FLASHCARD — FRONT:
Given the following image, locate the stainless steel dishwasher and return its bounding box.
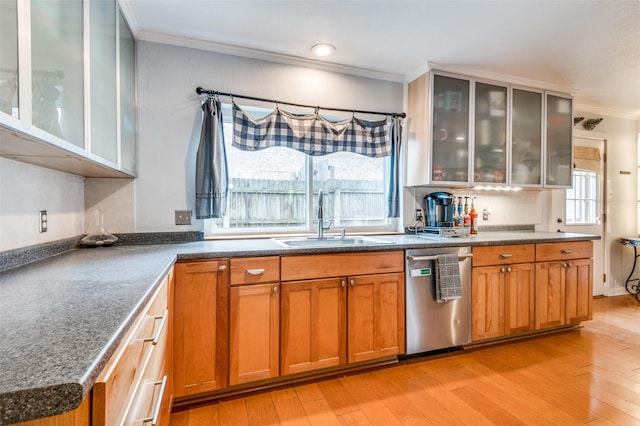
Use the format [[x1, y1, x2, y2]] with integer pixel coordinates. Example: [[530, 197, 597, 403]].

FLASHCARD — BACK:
[[405, 246, 472, 355]]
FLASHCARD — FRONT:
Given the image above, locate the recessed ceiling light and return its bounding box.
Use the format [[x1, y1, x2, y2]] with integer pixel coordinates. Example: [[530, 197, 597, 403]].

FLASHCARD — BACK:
[[311, 44, 335, 57]]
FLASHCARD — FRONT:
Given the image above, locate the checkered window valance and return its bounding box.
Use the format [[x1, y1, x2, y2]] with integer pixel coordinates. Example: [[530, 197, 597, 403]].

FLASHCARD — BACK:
[[231, 102, 391, 157]]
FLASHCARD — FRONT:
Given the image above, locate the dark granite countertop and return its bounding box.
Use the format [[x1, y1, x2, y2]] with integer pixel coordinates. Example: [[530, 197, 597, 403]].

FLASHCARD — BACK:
[[0, 230, 598, 424]]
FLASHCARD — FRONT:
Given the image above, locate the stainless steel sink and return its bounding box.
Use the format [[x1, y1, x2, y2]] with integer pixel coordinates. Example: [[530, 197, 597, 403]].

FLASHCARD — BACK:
[[272, 235, 394, 248]]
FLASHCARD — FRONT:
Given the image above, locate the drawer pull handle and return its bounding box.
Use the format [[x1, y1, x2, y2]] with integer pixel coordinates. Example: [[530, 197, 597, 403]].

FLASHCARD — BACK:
[[499, 253, 512, 259], [246, 268, 266, 275], [218, 264, 227, 271], [144, 310, 168, 346], [561, 249, 573, 255], [142, 375, 168, 425]]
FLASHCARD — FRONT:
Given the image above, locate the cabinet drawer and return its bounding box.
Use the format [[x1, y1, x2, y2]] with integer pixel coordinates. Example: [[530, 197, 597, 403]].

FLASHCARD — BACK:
[[536, 241, 592, 262], [122, 300, 171, 426], [230, 256, 280, 285], [473, 244, 535, 267], [281, 251, 404, 281], [93, 274, 170, 426]]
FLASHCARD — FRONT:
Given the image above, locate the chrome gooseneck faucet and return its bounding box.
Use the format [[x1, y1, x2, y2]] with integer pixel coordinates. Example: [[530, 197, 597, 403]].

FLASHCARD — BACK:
[[317, 190, 332, 239]]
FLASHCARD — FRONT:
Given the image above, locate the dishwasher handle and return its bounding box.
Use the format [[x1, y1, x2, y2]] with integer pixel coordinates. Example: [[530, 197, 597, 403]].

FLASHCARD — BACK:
[[406, 253, 473, 262]]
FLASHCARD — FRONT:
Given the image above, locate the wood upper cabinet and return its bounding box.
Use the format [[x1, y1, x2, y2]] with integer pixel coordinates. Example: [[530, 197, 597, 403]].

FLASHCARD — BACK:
[[229, 257, 280, 386], [472, 245, 535, 341], [280, 278, 346, 375], [229, 282, 280, 385], [347, 272, 405, 363], [535, 241, 593, 330], [174, 260, 229, 397]]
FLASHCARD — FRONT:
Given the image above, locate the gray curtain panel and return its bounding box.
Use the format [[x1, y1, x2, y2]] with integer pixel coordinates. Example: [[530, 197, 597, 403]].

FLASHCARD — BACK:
[[387, 117, 402, 218], [195, 98, 228, 219]]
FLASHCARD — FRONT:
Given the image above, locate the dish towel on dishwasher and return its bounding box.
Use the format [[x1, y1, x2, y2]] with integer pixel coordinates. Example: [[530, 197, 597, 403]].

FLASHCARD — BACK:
[[435, 254, 462, 302]]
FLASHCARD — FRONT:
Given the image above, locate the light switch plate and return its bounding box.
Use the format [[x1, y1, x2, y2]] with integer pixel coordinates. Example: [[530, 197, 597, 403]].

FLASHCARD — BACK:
[[175, 210, 192, 225]]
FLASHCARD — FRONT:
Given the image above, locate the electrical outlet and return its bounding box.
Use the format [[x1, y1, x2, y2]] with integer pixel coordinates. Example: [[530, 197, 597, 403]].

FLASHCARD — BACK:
[[415, 208, 424, 223], [39, 210, 48, 233], [175, 210, 192, 225]]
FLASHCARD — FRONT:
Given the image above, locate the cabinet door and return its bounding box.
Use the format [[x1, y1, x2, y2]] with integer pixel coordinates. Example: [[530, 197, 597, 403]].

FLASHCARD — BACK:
[[545, 93, 573, 187], [118, 8, 136, 174], [431, 73, 471, 184], [511, 87, 543, 186], [505, 263, 535, 335], [565, 258, 593, 324], [174, 261, 228, 397], [281, 278, 346, 375], [535, 261, 566, 329], [0, 0, 19, 119], [347, 273, 404, 362], [31, 0, 85, 147], [89, 0, 117, 163], [473, 82, 508, 184], [472, 265, 505, 341], [229, 283, 279, 385]]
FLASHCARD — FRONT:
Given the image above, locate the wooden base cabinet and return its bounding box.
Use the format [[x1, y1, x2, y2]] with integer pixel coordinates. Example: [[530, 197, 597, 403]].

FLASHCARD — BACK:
[[471, 245, 535, 341], [535, 241, 593, 330], [280, 278, 346, 375], [229, 282, 280, 385], [174, 260, 229, 397], [229, 257, 281, 386], [348, 272, 405, 363]]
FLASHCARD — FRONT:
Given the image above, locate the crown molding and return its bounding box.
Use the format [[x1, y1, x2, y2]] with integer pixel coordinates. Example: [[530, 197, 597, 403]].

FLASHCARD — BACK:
[[135, 30, 406, 83], [574, 103, 640, 120], [117, 0, 139, 33]]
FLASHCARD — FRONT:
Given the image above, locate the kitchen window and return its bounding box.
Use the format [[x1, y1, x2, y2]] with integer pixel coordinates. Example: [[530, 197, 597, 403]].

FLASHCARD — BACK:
[[204, 104, 393, 236], [566, 169, 598, 225]]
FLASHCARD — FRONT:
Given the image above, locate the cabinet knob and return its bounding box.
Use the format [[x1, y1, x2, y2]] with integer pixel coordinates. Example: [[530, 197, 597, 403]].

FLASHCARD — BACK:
[[501, 267, 506, 273], [341, 280, 346, 288], [567, 262, 572, 267], [507, 267, 511, 272], [350, 279, 355, 287], [562, 263, 567, 268], [273, 286, 279, 294], [218, 264, 227, 271]]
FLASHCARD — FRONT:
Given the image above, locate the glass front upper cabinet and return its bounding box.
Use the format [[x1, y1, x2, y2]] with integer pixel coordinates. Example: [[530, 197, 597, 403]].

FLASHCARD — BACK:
[[431, 73, 470, 184], [119, 8, 136, 174], [0, 0, 19, 119], [473, 82, 508, 184], [545, 93, 573, 187], [90, 0, 118, 164], [31, 0, 84, 148], [511, 87, 543, 186]]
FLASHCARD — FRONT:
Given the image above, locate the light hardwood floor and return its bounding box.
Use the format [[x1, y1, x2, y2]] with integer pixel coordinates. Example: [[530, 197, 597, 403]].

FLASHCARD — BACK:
[[171, 295, 640, 425]]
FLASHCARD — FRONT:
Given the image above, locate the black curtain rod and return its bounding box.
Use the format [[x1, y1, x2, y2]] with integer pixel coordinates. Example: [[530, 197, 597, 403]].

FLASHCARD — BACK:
[[196, 87, 406, 119]]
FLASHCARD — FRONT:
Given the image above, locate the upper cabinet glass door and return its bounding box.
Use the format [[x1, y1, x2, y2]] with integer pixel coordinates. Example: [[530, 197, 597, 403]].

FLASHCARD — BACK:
[[31, 0, 84, 147], [511, 88, 543, 186], [0, 0, 19, 118], [431, 74, 470, 184], [473, 82, 507, 184], [90, 0, 118, 164], [545, 93, 573, 187], [119, 9, 136, 174]]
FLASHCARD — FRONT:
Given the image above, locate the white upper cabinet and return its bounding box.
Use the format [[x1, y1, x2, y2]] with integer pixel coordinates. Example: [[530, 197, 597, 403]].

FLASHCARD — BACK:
[[0, 0, 136, 178], [406, 69, 572, 189]]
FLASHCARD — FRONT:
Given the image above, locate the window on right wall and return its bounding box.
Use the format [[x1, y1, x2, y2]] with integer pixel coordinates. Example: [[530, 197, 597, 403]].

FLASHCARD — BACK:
[[566, 170, 598, 225]]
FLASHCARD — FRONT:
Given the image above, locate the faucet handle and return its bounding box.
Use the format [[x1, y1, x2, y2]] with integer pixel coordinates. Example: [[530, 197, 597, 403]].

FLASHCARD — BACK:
[[323, 220, 334, 230]]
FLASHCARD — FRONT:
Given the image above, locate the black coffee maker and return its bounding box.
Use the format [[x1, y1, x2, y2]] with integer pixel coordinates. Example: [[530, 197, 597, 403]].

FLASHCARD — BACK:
[[424, 191, 454, 227]]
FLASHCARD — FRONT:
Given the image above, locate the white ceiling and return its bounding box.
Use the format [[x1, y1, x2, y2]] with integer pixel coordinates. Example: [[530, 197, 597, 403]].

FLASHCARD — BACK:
[[122, 0, 640, 117]]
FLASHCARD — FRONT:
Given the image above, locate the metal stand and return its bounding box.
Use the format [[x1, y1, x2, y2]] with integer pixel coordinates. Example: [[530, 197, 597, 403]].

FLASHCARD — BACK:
[[619, 237, 640, 301]]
